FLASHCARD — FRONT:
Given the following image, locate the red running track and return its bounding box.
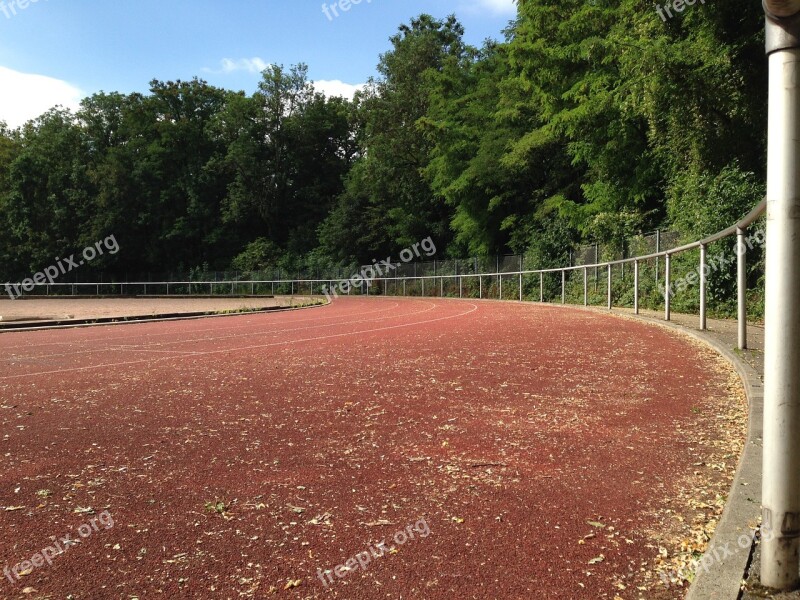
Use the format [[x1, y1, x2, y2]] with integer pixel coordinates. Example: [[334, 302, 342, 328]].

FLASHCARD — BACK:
[[0, 297, 740, 599]]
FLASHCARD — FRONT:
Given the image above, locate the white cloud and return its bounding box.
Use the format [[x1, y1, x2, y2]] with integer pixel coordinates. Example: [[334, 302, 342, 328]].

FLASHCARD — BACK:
[[313, 79, 366, 99], [466, 0, 517, 15], [204, 57, 270, 75], [0, 66, 84, 129]]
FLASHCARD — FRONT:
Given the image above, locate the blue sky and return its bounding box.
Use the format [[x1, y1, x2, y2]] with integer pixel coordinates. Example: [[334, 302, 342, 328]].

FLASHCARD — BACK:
[[0, 0, 516, 127]]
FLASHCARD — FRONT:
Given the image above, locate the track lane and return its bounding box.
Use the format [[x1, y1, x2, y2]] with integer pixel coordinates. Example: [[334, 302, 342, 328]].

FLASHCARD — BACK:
[[0, 297, 744, 600]]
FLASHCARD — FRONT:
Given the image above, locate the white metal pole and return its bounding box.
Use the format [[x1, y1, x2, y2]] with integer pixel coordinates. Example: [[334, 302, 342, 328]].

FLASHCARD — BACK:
[[634, 260, 639, 315], [519, 273, 523, 302], [738, 227, 748, 350], [500, 274, 503, 300], [607, 265, 612, 310], [664, 254, 671, 322], [583, 267, 588, 306], [561, 270, 565, 304], [762, 4, 800, 587], [700, 244, 707, 331]]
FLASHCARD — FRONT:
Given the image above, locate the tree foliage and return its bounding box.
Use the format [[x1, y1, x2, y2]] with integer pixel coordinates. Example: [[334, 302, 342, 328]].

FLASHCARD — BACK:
[[0, 4, 768, 281]]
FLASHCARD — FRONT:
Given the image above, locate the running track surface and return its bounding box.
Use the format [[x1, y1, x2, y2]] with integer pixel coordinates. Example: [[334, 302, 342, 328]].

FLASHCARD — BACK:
[[0, 297, 742, 599]]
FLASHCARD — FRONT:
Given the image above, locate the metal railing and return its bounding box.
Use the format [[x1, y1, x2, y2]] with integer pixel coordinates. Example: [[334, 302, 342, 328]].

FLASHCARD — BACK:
[[5, 200, 766, 350]]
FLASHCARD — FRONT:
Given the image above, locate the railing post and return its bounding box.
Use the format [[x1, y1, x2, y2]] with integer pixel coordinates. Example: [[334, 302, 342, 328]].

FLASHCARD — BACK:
[[519, 273, 523, 302], [583, 267, 588, 306], [539, 272, 543, 303], [440, 277, 443, 298], [664, 254, 671, 321], [460, 276, 463, 299], [403, 279, 406, 296], [479, 276, 482, 299], [700, 243, 707, 330], [634, 260, 640, 315], [422, 278, 425, 297], [561, 270, 566, 304], [655, 229, 661, 288], [737, 227, 748, 350], [500, 274, 503, 300], [607, 264, 612, 310]]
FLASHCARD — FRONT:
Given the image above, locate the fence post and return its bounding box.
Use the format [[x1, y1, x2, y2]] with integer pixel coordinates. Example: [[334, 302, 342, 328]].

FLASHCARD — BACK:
[[700, 243, 707, 331], [737, 227, 748, 350], [634, 260, 640, 315], [664, 253, 671, 321], [540, 272, 543, 303], [460, 276, 463, 299], [422, 278, 425, 297], [561, 270, 566, 304], [583, 267, 588, 306], [479, 276, 482, 299], [500, 275, 503, 300], [519, 273, 523, 302], [607, 264, 612, 310], [594, 243, 599, 292]]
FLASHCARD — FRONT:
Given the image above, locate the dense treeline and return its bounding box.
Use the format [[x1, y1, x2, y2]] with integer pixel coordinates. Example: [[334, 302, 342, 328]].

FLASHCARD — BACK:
[[0, 0, 767, 282]]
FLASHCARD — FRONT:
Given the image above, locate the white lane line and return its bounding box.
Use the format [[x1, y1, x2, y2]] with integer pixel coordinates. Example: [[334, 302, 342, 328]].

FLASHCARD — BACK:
[[0, 301, 479, 380]]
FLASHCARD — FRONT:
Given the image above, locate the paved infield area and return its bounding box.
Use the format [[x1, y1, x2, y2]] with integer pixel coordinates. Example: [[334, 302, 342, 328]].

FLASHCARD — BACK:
[[0, 297, 744, 599]]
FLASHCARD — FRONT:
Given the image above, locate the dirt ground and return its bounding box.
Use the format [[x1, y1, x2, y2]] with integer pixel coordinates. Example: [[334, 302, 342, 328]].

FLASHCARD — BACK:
[[0, 297, 320, 324]]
